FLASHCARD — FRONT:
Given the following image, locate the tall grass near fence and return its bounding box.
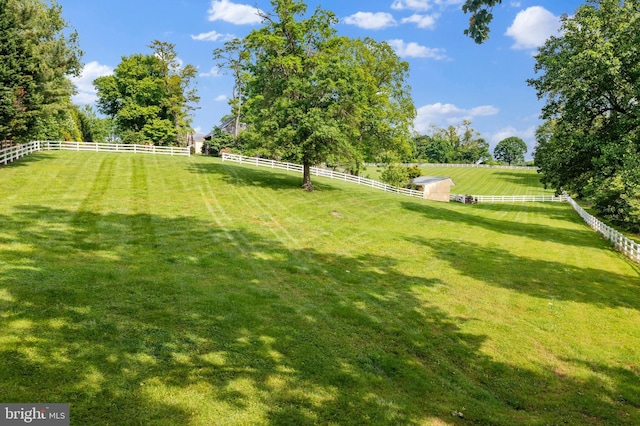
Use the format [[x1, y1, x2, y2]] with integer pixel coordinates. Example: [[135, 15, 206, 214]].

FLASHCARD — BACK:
[[1, 152, 639, 425]]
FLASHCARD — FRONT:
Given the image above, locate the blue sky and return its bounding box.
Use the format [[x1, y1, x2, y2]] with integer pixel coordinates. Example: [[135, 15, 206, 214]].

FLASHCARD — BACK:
[[61, 0, 584, 155]]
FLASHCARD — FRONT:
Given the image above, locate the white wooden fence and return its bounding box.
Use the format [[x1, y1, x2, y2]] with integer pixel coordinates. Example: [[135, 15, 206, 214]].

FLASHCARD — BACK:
[[366, 162, 537, 170], [564, 194, 640, 263], [420, 163, 537, 170], [4, 148, 638, 264], [222, 153, 640, 264], [465, 194, 567, 203], [0, 141, 42, 165], [42, 141, 190, 156], [0, 141, 190, 166], [222, 153, 424, 199]]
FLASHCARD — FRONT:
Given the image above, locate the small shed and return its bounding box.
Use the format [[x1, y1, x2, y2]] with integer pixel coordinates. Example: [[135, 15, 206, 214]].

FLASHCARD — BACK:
[[412, 176, 456, 202]]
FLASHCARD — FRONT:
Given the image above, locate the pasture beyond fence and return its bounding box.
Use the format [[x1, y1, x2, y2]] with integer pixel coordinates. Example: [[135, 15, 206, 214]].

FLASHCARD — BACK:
[[0, 141, 190, 165], [222, 153, 640, 264], [1, 147, 637, 264], [222, 153, 425, 199]]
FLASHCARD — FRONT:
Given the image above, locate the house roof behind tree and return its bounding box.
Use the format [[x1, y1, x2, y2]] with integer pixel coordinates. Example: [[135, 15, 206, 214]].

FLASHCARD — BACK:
[[220, 117, 247, 135]]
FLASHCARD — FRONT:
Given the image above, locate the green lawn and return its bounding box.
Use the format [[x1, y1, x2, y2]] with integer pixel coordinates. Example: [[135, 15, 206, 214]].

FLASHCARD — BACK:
[[1, 152, 639, 425], [365, 165, 554, 195]]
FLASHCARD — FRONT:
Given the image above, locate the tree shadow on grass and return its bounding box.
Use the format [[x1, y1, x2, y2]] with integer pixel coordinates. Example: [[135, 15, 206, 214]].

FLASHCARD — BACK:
[[470, 202, 576, 221], [407, 236, 640, 310], [188, 160, 341, 192], [492, 170, 546, 190], [402, 200, 610, 250], [0, 152, 56, 168], [0, 206, 638, 424]]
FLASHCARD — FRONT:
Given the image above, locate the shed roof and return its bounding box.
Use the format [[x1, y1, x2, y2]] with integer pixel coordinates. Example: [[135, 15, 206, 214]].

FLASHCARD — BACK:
[[412, 176, 455, 186]]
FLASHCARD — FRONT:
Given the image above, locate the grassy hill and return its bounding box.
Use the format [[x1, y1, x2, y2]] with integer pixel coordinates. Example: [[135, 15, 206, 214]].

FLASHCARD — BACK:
[[365, 164, 554, 195], [1, 152, 639, 425]]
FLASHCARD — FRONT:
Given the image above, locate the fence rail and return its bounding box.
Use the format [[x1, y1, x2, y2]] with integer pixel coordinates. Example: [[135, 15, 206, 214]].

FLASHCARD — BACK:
[[565, 194, 640, 263], [0, 141, 41, 165], [469, 194, 567, 203], [223, 153, 640, 264], [366, 162, 537, 170], [222, 153, 424, 199], [42, 141, 190, 156], [420, 163, 537, 170], [0, 141, 190, 165], [4, 149, 638, 263]]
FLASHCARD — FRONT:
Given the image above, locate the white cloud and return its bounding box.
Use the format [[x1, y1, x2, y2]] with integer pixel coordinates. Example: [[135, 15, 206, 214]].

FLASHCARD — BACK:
[[414, 102, 499, 132], [401, 14, 439, 29], [208, 0, 262, 25], [343, 12, 396, 30], [391, 0, 432, 11], [199, 66, 222, 77], [387, 39, 448, 59], [510, 1, 522, 7], [214, 94, 228, 102], [490, 125, 537, 157], [191, 30, 235, 42], [70, 61, 113, 105], [490, 126, 535, 144], [391, 0, 462, 11], [506, 6, 561, 50]]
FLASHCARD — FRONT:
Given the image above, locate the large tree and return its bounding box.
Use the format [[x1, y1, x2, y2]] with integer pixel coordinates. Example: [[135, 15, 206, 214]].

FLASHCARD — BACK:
[[418, 120, 490, 164], [494, 136, 527, 165], [530, 0, 640, 230], [0, 0, 82, 142], [231, 0, 414, 189], [94, 41, 199, 145]]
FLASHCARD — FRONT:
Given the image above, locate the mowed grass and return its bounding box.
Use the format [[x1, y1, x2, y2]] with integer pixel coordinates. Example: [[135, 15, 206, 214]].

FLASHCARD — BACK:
[[1, 152, 639, 425], [365, 165, 554, 195]]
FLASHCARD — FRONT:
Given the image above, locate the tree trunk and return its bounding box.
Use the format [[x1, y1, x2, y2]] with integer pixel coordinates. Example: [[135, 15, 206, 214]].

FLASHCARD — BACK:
[[302, 161, 314, 191]]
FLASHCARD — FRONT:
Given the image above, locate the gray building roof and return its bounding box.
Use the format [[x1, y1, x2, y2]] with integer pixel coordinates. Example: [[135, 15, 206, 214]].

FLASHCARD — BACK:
[[412, 176, 455, 186]]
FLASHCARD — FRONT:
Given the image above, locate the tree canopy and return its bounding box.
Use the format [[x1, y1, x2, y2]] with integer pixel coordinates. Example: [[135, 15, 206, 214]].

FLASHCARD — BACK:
[[494, 136, 527, 165], [0, 0, 82, 143], [413, 120, 491, 164], [219, 0, 415, 189], [94, 41, 199, 145], [530, 0, 640, 230]]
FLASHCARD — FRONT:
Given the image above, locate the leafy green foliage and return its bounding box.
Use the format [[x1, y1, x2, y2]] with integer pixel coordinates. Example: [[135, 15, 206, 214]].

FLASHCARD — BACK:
[[530, 0, 640, 230], [0, 0, 82, 142], [380, 163, 419, 188], [406, 165, 422, 179], [94, 41, 198, 145], [202, 126, 236, 156], [413, 120, 491, 163], [380, 163, 407, 187], [462, 0, 503, 44], [72, 105, 115, 142], [494, 136, 527, 165], [227, 0, 415, 189]]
